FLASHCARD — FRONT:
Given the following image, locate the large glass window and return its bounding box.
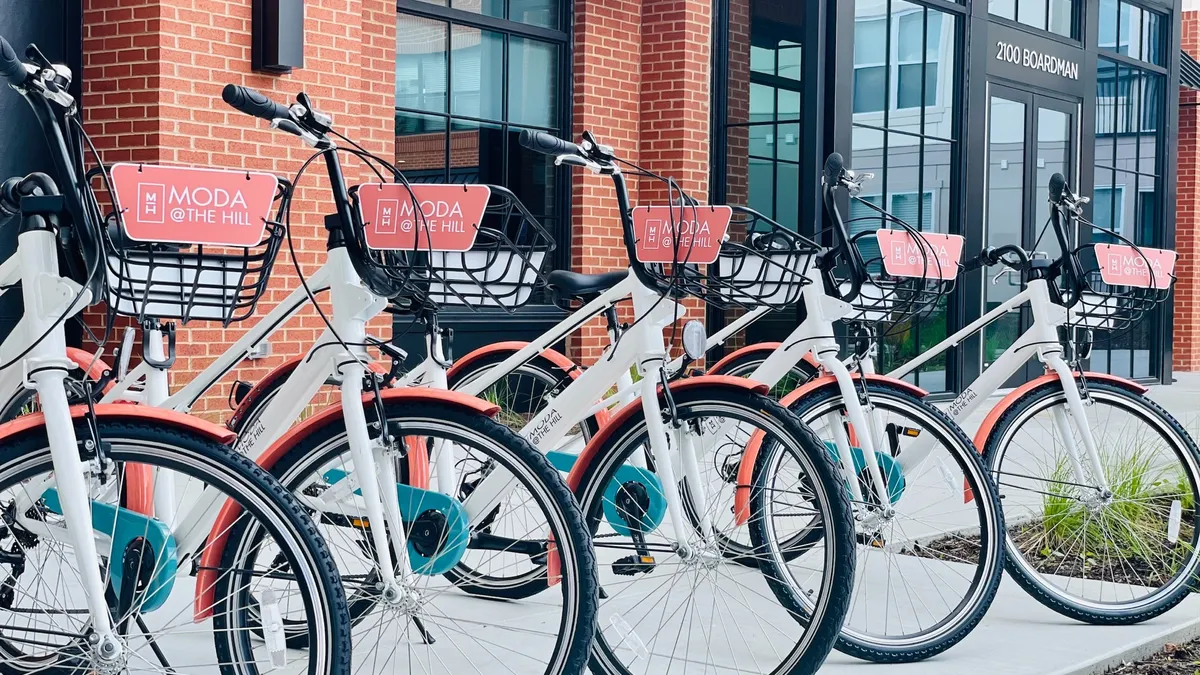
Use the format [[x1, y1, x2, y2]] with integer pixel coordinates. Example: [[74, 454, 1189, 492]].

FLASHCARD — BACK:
[[1098, 0, 1165, 66], [1093, 49, 1164, 378], [852, 9, 944, 114], [723, 0, 803, 229], [990, 0, 1076, 38], [851, 0, 961, 391], [395, 6, 567, 244]]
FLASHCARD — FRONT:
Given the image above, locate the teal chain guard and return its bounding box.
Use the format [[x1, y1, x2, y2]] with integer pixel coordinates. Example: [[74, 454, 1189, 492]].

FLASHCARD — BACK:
[[323, 469, 469, 575], [824, 441, 906, 504], [41, 488, 178, 613], [547, 451, 666, 537]]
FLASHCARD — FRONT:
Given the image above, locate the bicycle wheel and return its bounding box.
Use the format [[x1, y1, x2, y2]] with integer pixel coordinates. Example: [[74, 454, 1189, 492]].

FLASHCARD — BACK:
[[267, 398, 598, 675], [762, 382, 1005, 662], [571, 384, 854, 675], [982, 379, 1200, 623], [0, 418, 351, 675], [711, 350, 819, 399]]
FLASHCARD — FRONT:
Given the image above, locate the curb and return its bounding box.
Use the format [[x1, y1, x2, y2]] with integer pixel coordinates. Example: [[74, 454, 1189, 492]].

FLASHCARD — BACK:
[[1045, 615, 1200, 675]]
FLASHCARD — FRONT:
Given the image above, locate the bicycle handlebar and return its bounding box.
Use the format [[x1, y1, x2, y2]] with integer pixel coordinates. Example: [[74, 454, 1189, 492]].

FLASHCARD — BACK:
[[518, 129, 582, 158], [0, 37, 29, 87], [1048, 172, 1067, 204], [823, 152, 844, 186], [221, 84, 292, 122], [962, 244, 1031, 272]]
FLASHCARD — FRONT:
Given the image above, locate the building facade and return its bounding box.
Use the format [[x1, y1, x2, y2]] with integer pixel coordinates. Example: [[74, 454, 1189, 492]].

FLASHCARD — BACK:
[[0, 0, 1190, 417]]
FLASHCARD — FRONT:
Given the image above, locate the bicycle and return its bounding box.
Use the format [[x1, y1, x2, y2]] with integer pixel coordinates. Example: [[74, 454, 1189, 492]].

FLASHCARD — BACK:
[[0, 35, 352, 674], [719, 168, 1200, 624], [688, 154, 1005, 662]]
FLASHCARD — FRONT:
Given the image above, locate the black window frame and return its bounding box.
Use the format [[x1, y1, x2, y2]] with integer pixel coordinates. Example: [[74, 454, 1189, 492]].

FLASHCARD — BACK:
[[394, 0, 574, 280]]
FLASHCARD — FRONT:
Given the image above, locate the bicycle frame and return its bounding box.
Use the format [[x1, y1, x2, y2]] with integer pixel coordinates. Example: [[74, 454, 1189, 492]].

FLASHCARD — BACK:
[[883, 277, 1109, 490]]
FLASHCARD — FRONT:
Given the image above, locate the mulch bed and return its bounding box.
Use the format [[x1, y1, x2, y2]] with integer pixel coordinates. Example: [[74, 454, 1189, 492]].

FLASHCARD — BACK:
[[1107, 640, 1200, 674]]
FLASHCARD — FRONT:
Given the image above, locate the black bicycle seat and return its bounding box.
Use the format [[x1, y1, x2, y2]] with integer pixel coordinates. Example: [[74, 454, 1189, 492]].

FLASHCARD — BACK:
[[545, 269, 627, 300]]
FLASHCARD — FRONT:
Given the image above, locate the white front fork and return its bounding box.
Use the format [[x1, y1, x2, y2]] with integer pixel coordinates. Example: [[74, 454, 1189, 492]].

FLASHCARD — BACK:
[[143, 328, 178, 528]]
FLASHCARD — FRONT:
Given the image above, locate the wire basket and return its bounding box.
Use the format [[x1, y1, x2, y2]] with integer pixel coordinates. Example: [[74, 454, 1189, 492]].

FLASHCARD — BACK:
[[837, 201, 960, 336], [350, 183, 555, 311], [638, 206, 819, 311], [1065, 242, 1176, 333], [98, 167, 287, 325]]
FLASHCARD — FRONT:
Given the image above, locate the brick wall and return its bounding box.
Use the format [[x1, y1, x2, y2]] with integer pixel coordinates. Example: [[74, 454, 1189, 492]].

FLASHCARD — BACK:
[[567, 0, 712, 364], [1176, 10, 1200, 370], [83, 0, 396, 420]]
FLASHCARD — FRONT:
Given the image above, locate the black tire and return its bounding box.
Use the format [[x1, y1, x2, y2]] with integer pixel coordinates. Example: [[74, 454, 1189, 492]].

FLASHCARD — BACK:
[[0, 419, 351, 675], [266, 399, 598, 675], [775, 382, 1005, 662], [572, 384, 854, 675], [982, 380, 1200, 624]]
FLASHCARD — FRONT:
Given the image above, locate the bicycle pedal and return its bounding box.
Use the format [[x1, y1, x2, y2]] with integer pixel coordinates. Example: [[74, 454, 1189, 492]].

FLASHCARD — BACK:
[[612, 554, 656, 576]]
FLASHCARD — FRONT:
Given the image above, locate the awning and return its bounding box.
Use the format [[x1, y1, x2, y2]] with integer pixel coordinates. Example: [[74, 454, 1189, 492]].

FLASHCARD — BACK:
[[1182, 50, 1200, 90]]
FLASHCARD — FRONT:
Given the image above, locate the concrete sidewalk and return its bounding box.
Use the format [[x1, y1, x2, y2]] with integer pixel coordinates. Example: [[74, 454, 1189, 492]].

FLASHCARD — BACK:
[[814, 373, 1200, 675]]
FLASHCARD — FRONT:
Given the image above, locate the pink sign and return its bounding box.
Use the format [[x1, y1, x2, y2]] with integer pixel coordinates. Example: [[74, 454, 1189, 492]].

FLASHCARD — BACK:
[[357, 184, 489, 252], [631, 205, 732, 265], [1095, 244, 1176, 289], [109, 164, 277, 247], [876, 230, 965, 280]]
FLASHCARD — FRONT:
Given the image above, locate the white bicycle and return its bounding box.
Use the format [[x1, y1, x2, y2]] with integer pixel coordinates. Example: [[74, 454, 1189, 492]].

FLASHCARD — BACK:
[[0, 35, 352, 675]]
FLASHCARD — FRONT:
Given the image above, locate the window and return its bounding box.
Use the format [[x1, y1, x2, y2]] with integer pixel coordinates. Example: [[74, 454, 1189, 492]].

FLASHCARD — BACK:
[[722, 1, 803, 229], [853, 9, 944, 114], [1093, 49, 1163, 379], [851, 0, 961, 392], [989, 0, 1076, 38], [1098, 0, 1164, 66], [395, 5, 568, 251]]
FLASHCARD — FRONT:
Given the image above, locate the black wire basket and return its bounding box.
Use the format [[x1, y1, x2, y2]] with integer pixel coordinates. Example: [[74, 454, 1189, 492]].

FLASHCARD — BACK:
[[637, 205, 818, 311], [1065, 241, 1176, 334], [96, 166, 287, 326], [350, 183, 555, 311], [837, 198, 960, 337]]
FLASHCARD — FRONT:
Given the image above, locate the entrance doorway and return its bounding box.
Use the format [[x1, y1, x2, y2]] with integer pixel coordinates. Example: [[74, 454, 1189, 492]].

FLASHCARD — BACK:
[[982, 83, 1078, 385]]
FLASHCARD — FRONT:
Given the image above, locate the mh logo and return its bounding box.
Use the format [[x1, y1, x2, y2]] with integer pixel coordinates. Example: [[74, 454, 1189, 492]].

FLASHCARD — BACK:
[[137, 183, 166, 224], [375, 200, 399, 234]]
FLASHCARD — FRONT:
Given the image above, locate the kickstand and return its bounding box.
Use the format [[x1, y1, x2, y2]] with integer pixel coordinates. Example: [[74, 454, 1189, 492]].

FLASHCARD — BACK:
[[136, 613, 177, 673], [411, 616, 436, 644]]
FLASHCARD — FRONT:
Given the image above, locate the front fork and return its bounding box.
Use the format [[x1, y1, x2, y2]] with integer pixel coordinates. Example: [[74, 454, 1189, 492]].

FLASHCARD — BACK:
[[339, 363, 413, 592], [637, 370, 707, 552], [1042, 354, 1110, 494], [818, 351, 891, 512]]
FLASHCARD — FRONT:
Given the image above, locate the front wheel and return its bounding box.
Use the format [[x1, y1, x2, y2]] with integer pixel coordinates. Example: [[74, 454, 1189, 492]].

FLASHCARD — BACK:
[[571, 384, 854, 675], [983, 380, 1200, 624], [267, 399, 598, 675], [760, 383, 1005, 662], [0, 419, 351, 675]]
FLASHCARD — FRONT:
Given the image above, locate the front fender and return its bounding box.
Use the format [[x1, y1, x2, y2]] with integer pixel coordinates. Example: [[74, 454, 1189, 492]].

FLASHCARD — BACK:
[[193, 387, 497, 621], [706, 342, 820, 377], [971, 371, 1149, 453]]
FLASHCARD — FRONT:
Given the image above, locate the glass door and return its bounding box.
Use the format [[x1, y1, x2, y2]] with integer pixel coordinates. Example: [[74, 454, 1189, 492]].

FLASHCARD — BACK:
[[983, 84, 1077, 385]]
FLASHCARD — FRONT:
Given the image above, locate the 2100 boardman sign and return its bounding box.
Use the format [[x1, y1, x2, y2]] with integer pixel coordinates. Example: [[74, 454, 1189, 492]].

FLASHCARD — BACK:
[[987, 21, 1088, 97]]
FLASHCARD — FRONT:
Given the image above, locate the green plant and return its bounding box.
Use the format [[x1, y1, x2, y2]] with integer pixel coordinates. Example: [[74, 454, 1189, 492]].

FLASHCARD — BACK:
[[1032, 441, 1196, 579]]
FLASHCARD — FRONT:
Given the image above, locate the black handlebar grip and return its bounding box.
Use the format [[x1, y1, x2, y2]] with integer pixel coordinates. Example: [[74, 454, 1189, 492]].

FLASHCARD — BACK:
[[518, 129, 582, 157], [823, 153, 844, 185], [0, 37, 28, 87], [222, 84, 292, 122], [1048, 172, 1066, 203]]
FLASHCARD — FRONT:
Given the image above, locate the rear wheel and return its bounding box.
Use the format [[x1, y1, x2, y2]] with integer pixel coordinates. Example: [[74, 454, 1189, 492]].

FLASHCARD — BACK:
[[983, 380, 1200, 624]]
